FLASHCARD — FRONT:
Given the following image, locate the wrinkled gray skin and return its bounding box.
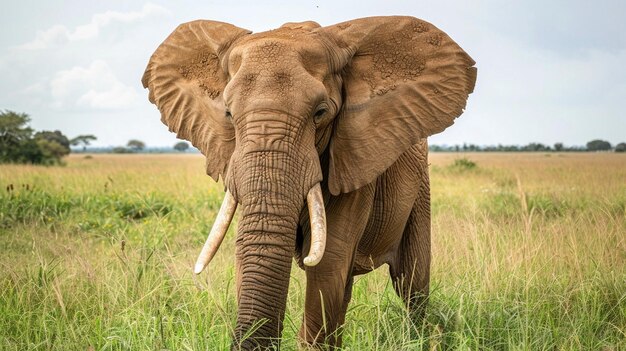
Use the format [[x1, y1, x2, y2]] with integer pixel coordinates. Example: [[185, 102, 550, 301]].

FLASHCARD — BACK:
[[142, 16, 476, 350]]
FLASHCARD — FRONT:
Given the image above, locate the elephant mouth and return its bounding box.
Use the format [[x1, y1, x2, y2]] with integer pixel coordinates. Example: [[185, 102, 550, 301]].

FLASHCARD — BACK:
[[193, 182, 327, 274]]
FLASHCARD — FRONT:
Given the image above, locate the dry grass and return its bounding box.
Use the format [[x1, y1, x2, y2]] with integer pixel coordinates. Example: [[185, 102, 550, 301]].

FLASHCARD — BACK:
[[0, 152, 625, 350]]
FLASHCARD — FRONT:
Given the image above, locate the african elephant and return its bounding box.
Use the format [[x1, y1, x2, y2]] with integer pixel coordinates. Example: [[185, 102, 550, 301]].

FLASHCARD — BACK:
[[142, 16, 476, 349]]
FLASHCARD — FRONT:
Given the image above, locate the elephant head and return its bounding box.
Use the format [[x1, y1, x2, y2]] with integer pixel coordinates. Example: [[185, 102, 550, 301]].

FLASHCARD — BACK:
[[142, 16, 475, 349]]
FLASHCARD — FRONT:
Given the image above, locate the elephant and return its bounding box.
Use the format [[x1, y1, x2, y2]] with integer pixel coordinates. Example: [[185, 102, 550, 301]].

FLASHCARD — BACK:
[[142, 16, 476, 349]]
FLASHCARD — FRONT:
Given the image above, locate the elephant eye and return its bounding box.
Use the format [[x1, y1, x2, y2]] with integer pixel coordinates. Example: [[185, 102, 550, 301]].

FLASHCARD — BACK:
[[314, 107, 327, 121], [225, 110, 233, 120]]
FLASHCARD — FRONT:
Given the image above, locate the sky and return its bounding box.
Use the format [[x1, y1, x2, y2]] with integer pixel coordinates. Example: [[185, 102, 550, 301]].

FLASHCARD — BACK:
[[1, 0, 625, 148]]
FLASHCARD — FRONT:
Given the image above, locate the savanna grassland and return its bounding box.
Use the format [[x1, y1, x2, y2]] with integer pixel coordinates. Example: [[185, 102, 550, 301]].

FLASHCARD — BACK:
[[0, 153, 625, 350]]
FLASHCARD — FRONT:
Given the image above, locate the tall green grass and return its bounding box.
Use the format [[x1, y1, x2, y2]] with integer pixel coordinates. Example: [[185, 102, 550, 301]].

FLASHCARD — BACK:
[[1, 153, 625, 350]]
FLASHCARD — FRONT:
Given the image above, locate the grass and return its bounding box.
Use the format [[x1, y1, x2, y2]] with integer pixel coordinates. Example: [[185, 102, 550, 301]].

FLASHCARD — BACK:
[[0, 153, 625, 350]]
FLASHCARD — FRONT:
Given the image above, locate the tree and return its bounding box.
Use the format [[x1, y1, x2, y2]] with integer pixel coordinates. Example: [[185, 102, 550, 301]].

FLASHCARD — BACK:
[[586, 139, 611, 151], [71, 134, 97, 151], [36, 139, 70, 163], [0, 110, 32, 142], [554, 142, 563, 151], [173, 141, 189, 152], [1, 110, 33, 162], [35, 130, 71, 149], [127, 139, 146, 152], [33, 131, 71, 164], [615, 143, 626, 152]]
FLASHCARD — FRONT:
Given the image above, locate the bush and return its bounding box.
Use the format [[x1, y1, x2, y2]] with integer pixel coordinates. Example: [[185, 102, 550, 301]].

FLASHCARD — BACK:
[[449, 158, 477, 171], [112, 195, 172, 220], [112, 147, 132, 154]]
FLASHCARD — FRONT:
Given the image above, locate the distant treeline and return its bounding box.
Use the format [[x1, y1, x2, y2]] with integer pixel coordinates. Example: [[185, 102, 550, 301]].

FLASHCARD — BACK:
[[2, 109, 624, 166], [73, 146, 200, 154], [86, 140, 625, 154], [429, 140, 625, 152], [0, 109, 197, 165]]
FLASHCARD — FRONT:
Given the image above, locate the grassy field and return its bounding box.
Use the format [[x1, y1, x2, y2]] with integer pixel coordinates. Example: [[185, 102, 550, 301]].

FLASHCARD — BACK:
[[1, 153, 625, 350]]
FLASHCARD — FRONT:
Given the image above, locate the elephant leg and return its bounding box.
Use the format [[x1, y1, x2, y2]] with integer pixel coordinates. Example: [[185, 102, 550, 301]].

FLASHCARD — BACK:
[[299, 184, 374, 348], [337, 274, 354, 329], [389, 174, 431, 322]]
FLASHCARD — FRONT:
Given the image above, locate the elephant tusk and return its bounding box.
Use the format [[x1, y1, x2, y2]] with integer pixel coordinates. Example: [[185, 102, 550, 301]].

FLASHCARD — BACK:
[[194, 190, 238, 274], [303, 183, 327, 267]]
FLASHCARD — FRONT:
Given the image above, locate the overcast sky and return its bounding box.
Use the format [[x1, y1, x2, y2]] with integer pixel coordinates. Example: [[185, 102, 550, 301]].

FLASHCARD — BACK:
[[1, 0, 624, 147]]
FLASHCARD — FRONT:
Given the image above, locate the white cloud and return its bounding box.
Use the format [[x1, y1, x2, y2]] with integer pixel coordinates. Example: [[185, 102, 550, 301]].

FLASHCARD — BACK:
[[50, 60, 137, 109], [15, 3, 168, 50], [17, 25, 71, 50]]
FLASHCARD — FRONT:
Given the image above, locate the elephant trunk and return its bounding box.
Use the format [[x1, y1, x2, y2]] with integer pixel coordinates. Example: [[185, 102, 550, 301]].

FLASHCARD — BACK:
[[234, 198, 298, 349], [229, 148, 322, 349]]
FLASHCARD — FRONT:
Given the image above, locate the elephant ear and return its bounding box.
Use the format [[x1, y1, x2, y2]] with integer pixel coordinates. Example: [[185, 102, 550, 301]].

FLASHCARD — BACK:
[[320, 16, 476, 195], [142, 20, 250, 181]]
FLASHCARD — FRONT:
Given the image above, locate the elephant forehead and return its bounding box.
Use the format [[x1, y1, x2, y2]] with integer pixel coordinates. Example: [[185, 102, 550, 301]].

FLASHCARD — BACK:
[[224, 28, 330, 108], [241, 40, 295, 65], [226, 36, 328, 97], [225, 66, 323, 112], [233, 28, 328, 65], [228, 67, 296, 99]]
